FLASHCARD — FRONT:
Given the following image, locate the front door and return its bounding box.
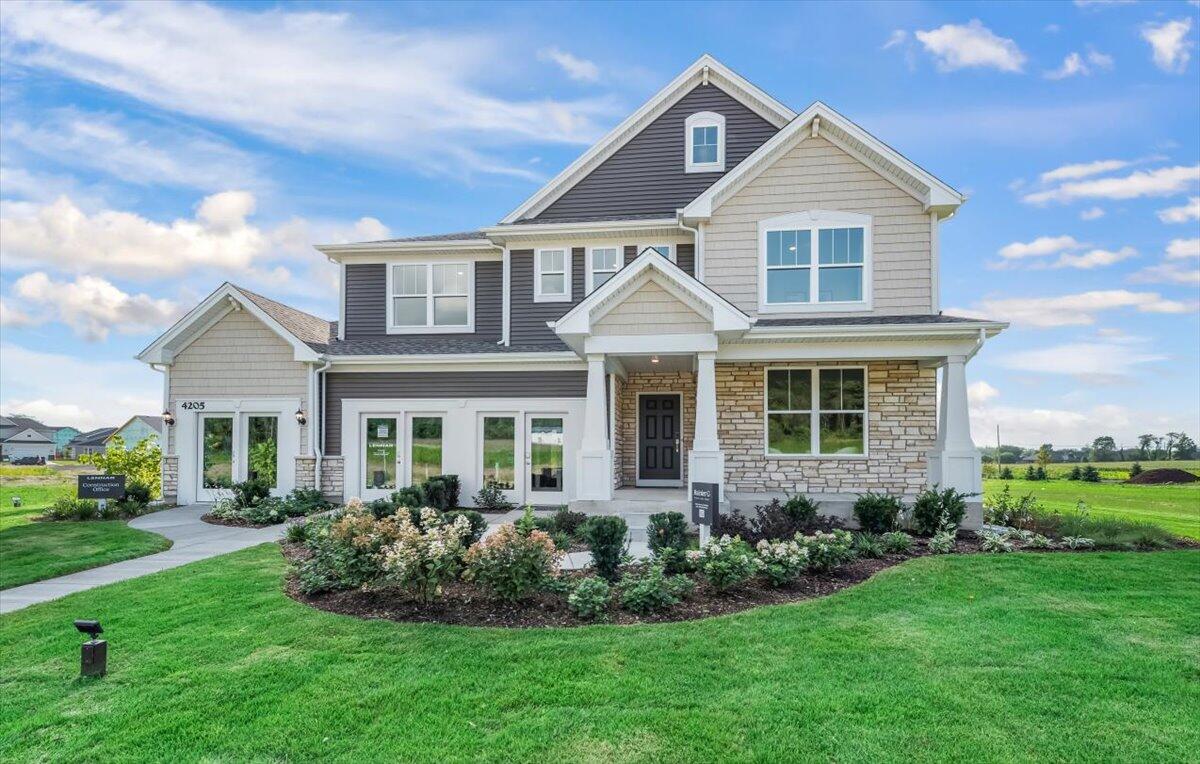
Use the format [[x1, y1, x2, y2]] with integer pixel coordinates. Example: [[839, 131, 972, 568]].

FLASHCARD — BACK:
[[198, 414, 234, 502], [361, 415, 400, 501], [638, 394, 682, 485]]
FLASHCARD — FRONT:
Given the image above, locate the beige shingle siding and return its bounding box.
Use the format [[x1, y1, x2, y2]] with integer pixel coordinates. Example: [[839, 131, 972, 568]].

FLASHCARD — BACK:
[[704, 136, 933, 317], [592, 281, 710, 336], [168, 309, 308, 453]]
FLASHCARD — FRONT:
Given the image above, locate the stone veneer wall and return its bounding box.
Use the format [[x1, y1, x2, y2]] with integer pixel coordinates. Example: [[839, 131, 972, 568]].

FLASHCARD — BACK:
[[161, 455, 179, 504], [320, 456, 344, 502], [611, 374, 625, 489], [717, 361, 935, 495], [616, 370, 696, 486], [295, 456, 316, 490]]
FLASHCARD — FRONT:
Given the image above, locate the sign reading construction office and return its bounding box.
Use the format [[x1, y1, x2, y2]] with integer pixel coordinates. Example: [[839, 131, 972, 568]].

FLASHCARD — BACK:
[[691, 482, 718, 526], [78, 475, 126, 500]]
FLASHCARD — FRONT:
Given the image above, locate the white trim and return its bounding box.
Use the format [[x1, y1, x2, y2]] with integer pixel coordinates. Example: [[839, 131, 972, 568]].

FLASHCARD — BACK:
[[500, 55, 794, 225], [635, 391, 685, 487], [584, 334, 717, 355], [586, 244, 624, 294], [337, 262, 346, 341], [385, 261, 475, 334], [762, 366, 869, 459], [316, 239, 494, 258], [685, 111, 726, 173], [534, 246, 573, 303], [326, 353, 583, 370], [930, 211, 941, 314], [501, 248, 511, 345], [757, 210, 873, 314]]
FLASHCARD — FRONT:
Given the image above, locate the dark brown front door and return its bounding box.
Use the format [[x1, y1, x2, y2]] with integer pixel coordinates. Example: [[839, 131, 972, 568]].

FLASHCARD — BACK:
[[639, 394, 681, 482]]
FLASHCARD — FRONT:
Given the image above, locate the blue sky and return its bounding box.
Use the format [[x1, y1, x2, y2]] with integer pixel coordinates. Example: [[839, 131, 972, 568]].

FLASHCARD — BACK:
[[1, 0, 1197, 447]]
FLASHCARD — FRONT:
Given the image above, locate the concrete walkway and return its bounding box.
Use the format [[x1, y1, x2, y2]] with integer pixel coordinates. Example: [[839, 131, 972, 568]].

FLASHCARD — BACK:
[[0, 505, 286, 615]]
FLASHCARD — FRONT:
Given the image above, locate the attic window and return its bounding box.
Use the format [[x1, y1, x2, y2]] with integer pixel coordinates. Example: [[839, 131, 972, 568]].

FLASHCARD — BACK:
[[685, 111, 725, 173]]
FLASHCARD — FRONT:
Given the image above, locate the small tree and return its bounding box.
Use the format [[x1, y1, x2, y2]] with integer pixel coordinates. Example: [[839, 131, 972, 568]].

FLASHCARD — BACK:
[[1137, 434, 1155, 460], [80, 435, 161, 498], [1035, 443, 1053, 468], [1173, 433, 1197, 461], [1091, 436, 1116, 462], [1129, 462, 1143, 478]]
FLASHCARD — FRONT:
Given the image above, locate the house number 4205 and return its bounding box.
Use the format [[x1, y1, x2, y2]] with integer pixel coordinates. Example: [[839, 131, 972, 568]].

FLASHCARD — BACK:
[[180, 401, 206, 410]]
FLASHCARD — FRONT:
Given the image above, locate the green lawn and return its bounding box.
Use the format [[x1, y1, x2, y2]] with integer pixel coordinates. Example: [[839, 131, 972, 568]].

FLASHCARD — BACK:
[[984, 479, 1200, 539], [0, 522, 172, 590], [998, 460, 1200, 481], [0, 463, 91, 530], [1, 545, 1197, 762]]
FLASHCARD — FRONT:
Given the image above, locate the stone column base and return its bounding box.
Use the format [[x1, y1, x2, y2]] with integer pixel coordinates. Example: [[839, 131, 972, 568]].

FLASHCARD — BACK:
[[320, 456, 345, 503], [294, 456, 316, 490], [161, 455, 179, 505]]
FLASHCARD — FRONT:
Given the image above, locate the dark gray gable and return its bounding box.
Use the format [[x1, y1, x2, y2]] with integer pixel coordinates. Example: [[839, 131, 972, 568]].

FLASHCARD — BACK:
[[527, 84, 779, 222]]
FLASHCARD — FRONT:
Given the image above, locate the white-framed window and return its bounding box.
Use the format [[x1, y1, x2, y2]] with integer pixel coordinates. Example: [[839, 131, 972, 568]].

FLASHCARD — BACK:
[[637, 243, 675, 263], [534, 247, 572, 303], [387, 261, 474, 333], [758, 211, 872, 313], [685, 111, 725, 173], [587, 245, 622, 293], [764, 367, 867, 457]]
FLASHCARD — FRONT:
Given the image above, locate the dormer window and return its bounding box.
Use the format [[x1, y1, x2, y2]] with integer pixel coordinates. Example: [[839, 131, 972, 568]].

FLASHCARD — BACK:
[[685, 112, 725, 173]]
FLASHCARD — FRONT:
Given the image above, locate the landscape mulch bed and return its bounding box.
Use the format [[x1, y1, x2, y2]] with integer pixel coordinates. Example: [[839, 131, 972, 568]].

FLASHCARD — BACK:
[[1127, 468, 1199, 485], [282, 537, 996, 629], [201, 513, 275, 529]]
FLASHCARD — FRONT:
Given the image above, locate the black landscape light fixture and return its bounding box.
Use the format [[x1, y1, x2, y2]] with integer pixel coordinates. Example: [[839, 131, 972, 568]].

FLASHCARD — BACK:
[[161, 409, 175, 427], [294, 407, 307, 426], [74, 620, 107, 677]]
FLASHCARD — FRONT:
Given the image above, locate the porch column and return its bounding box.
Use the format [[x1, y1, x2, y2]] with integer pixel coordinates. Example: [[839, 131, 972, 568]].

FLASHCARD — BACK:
[[927, 354, 982, 496], [688, 352, 725, 507], [576, 353, 613, 501]]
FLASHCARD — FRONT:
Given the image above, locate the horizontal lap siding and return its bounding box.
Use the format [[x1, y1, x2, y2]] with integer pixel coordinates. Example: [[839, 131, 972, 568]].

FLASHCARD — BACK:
[[593, 281, 709, 336], [509, 248, 585, 346], [343, 261, 502, 341], [530, 85, 778, 221], [323, 370, 587, 454], [705, 137, 933, 317]]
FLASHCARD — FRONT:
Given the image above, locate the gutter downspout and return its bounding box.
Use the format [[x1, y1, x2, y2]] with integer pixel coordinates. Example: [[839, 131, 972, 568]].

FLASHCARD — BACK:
[[491, 242, 510, 346], [676, 214, 703, 281], [311, 358, 331, 493]]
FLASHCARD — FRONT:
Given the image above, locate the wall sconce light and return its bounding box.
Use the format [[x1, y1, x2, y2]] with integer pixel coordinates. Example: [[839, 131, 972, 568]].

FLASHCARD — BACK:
[[650, 355, 660, 364], [294, 408, 307, 425], [161, 409, 175, 427]]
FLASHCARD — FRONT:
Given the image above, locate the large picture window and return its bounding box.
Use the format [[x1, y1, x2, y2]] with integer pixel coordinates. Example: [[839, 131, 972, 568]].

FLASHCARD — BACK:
[[759, 212, 871, 311], [388, 262, 472, 332], [765, 367, 866, 456]]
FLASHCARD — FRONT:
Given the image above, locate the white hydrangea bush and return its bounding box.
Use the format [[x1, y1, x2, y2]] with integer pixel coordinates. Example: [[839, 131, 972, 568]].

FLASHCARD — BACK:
[[379, 507, 472, 602], [756, 538, 809, 586]]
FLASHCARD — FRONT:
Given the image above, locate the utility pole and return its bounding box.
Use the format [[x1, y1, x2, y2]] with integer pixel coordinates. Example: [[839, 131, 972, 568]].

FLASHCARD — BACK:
[[996, 425, 1002, 472]]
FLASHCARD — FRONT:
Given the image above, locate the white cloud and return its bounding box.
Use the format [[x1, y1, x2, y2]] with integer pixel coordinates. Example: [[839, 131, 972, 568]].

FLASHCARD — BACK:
[[1157, 196, 1200, 223], [1128, 262, 1200, 286], [9, 272, 181, 341], [1039, 158, 1130, 183], [0, 298, 36, 329], [1022, 164, 1200, 204], [947, 289, 1195, 327], [1052, 246, 1137, 269], [968, 380, 1000, 405], [1166, 237, 1200, 260], [2, 109, 263, 191], [1080, 206, 1106, 220], [968, 400, 1195, 450], [1141, 18, 1194, 74], [0, 1, 617, 180], [1044, 49, 1114, 79], [0, 343, 160, 432], [914, 19, 1027, 73], [538, 47, 600, 82], [1086, 49, 1115, 69], [1073, 0, 1136, 6], [997, 235, 1084, 260], [882, 30, 908, 49], [997, 341, 1166, 381]]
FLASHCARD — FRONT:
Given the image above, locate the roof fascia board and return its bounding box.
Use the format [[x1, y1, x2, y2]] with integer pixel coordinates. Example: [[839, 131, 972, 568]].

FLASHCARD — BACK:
[[326, 352, 582, 367], [317, 240, 494, 258], [500, 55, 795, 225], [745, 321, 1007, 339]]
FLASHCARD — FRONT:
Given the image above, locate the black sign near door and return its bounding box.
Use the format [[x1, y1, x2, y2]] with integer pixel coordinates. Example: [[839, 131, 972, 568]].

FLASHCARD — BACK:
[[639, 394, 681, 481]]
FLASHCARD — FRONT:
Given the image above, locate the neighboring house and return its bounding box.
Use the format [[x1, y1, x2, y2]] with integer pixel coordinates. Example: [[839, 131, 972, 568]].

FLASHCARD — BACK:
[[69, 427, 119, 458], [0, 416, 79, 459], [1, 426, 56, 461], [138, 55, 1005, 526], [50, 426, 82, 456], [107, 415, 164, 450]]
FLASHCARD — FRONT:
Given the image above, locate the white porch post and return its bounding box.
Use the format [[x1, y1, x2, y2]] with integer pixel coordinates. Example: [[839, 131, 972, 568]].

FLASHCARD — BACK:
[[927, 354, 982, 499], [576, 353, 613, 500], [688, 352, 725, 539]]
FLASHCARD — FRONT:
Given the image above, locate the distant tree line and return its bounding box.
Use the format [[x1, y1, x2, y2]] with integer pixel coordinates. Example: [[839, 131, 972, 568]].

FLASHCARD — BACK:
[[981, 432, 1197, 465]]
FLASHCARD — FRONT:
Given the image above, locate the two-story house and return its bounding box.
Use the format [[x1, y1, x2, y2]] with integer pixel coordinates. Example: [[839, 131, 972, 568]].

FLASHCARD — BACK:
[[138, 55, 1005, 526]]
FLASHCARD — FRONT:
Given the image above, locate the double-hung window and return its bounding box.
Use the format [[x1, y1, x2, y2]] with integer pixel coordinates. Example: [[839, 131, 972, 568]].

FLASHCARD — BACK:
[[685, 112, 725, 173], [535, 248, 571, 302], [388, 262, 472, 332], [765, 367, 866, 456], [759, 211, 871, 312], [588, 246, 621, 292]]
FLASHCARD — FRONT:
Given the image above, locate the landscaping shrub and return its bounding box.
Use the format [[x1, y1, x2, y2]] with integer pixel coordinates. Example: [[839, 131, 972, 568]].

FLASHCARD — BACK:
[[567, 577, 611, 621], [796, 529, 855, 573], [984, 484, 1039, 528], [1024, 465, 1047, 481], [879, 531, 914, 554], [755, 538, 808, 586], [618, 566, 693, 615], [696, 535, 759, 592], [379, 508, 471, 602], [928, 529, 956, 554], [852, 532, 884, 559], [463, 524, 560, 602], [714, 499, 838, 545], [852, 493, 904, 533], [782, 494, 821, 528], [123, 480, 153, 509], [391, 485, 426, 510], [40, 496, 144, 522], [284, 488, 332, 517], [1081, 465, 1101, 483], [647, 511, 689, 573], [293, 501, 401, 593], [581, 515, 627, 582], [712, 509, 756, 541], [999, 498, 1176, 551], [367, 497, 398, 519], [239, 497, 288, 525], [473, 481, 515, 512], [1061, 536, 1095, 550], [442, 509, 488, 546], [548, 507, 588, 539], [515, 505, 539, 536], [231, 478, 272, 509], [1068, 465, 1083, 481], [420, 476, 454, 511], [1129, 462, 1143, 478], [1025, 534, 1055, 549], [910, 485, 969, 536], [999, 466, 1014, 480], [285, 521, 309, 543], [980, 531, 1014, 553], [79, 434, 162, 498], [431, 474, 461, 508]]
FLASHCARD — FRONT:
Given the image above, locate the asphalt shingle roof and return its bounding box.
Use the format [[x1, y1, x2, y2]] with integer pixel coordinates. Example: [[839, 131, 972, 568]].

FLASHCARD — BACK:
[[361, 230, 488, 243], [232, 285, 335, 352]]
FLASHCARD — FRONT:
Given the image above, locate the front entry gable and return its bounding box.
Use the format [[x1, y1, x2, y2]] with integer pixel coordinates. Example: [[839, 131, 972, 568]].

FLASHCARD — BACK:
[[592, 280, 711, 337]]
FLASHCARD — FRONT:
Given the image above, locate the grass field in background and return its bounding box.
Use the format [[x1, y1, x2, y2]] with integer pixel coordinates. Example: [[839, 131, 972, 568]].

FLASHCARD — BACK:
[[1, 545, 1196, 761], [983, 479, 1200, 539], [993, 460, 1200, 481], [0, 522, 171, 590]]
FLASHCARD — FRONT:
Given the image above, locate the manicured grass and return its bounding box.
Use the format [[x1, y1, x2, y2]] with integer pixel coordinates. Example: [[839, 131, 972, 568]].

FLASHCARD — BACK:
[[0, 522, 172, 590], [1, 545, 1197, 761], [984, 479, 1200, 540], [1001, 460, 1200, 481], [0, 482, 76, 530]]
